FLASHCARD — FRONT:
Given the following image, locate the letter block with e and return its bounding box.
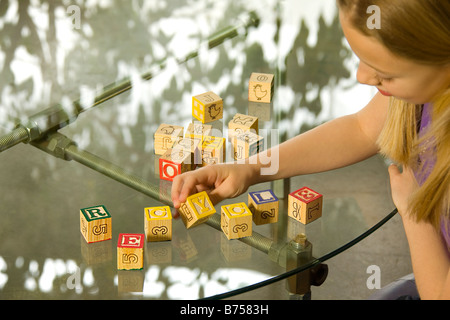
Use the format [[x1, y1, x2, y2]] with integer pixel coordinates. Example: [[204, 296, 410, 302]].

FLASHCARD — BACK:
[[288, 187, 323, 224], [221, 202, 252, 240], [80, 205, 112, 243], [117, 233, 144, 270], [144, 206, 172, 242], [248, 189, 279, 225], [178, 191, 216, 229]]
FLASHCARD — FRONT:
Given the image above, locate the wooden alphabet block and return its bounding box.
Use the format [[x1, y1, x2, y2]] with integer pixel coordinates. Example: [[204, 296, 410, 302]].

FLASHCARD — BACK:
[[80, 205, 112, 243], [192, 91, 223, 123], [221, 202, 253, 240], [232, 131, 264, 161], [144, 206, 172, 242], [228, 113, 258, 139], [248, 189, 279, 225], [171, 136, 201, 168], [248, 72, 274, 103], [117, 233, 145, 270], [159, 148, 192, 181], [200, 136, 226, 166], [185, 122, 212, 140], [154, 124, 184, 155], [178, 191, 216, 229], [288, 187, 323, 224]]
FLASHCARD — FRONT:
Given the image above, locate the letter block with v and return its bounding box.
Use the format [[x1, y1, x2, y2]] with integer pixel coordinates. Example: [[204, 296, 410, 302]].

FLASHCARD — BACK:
[[178, 191, 216, 229], [80, 205, 112, 243]]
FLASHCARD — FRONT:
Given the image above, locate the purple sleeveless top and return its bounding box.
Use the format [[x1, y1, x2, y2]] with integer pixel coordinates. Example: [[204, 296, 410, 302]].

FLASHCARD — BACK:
[[415, 103, 450, 251]]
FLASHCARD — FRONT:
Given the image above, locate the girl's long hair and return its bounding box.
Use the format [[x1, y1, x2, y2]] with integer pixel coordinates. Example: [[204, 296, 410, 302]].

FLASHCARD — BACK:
[[338, 0, 450, 230]]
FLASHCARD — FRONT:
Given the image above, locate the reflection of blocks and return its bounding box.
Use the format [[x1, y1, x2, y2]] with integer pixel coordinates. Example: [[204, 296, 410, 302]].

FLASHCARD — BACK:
[[221, 202, 252, 240], [200, 136, 226, 166], [80, 205, 112, 243], [228, 113, 258, 139], [154, 124, 184, 155], [117, 233, 145, 270], [288, 187, 323, 224], [232, 131, 264, 161], [159, 148, 192, 181], [178, 191, 216, 229], [185, 122, 212, 140], [248, 72, 274, 103], [248, 189, 279, 225], [144, 206, 172, 242], [192, 91, 223, 123]]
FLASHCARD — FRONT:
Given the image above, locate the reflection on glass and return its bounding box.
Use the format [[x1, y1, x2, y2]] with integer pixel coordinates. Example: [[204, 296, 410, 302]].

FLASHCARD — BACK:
[[0, 0, 378, 299]]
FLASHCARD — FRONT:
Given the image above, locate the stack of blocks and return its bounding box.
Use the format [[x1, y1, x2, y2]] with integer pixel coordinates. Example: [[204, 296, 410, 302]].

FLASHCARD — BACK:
[[288, 187, 323, 224]]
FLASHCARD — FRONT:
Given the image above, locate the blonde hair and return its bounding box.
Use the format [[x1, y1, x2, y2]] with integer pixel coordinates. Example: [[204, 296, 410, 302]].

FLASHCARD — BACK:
[[338, 0, 450, 230]]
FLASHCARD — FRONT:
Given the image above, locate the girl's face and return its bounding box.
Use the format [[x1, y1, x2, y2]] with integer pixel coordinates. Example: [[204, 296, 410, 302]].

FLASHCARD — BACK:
[[340, 11, 450, 104]]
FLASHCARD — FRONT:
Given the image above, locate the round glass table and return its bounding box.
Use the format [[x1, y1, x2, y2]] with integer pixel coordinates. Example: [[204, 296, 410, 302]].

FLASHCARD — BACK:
[[0, 0, 396, 300]]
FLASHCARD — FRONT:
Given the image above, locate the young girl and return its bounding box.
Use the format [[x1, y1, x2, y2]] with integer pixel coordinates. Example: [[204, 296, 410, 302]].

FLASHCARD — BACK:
[[171, 0, 450, 299]]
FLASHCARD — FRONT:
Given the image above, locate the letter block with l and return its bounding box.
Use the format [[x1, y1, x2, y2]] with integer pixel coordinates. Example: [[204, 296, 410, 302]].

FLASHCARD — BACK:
[[80, 205, 112, 243], [178, 191, 216, 229], [248, 189, 279, 225]]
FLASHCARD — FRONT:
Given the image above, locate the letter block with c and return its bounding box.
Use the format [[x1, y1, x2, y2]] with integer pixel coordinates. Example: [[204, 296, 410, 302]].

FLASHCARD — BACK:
[[144, 206, 172, 242]]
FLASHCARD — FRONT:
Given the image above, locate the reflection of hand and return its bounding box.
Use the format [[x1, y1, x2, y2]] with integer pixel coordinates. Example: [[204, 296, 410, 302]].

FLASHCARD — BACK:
[[171, 163, 255, 213], [388, 164, 419, 217]]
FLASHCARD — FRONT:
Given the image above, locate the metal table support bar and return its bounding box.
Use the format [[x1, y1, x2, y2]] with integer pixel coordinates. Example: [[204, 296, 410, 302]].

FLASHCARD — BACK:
[[0, 12, 259, 154]]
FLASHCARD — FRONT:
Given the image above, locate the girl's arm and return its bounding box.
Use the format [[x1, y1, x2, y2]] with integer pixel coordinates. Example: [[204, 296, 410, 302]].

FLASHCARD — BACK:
[[389, 165, 450, 299], [172, 92, 389, 207]]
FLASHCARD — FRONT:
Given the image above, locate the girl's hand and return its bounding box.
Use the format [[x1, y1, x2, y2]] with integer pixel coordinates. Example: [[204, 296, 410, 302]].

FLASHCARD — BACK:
[[171, 163, 257, 210], [388, 164, 419, 217]]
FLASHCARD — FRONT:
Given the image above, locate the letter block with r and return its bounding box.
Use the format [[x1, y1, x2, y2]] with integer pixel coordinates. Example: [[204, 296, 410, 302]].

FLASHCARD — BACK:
[[80, 205, 112, 243]]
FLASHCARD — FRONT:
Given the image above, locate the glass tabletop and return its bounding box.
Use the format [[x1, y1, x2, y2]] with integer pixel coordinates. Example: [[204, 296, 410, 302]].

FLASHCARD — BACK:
[[0, 0, 396, 299]]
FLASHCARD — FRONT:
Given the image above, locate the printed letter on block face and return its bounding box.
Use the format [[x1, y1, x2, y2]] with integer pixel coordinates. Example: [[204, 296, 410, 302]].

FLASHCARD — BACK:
[[117, 233, 145, 270], [248, 189, 279, 225], [80, 205, 112, 243], [221, 202, 253, 240], [178, 191, 216, 229], [192, 91, 223, 123], [159, 148, 192, 181], [144, 206, 172, 242], [288, 187, 323, 224]]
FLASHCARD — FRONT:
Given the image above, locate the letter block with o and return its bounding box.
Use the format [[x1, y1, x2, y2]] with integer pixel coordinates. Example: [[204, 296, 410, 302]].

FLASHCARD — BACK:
[[117, 233, 145, 270], [221, 202, 252, 240], [144, 206, 172, 242], [80, 205, 112, 243], [178, 191, 216, 229]]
